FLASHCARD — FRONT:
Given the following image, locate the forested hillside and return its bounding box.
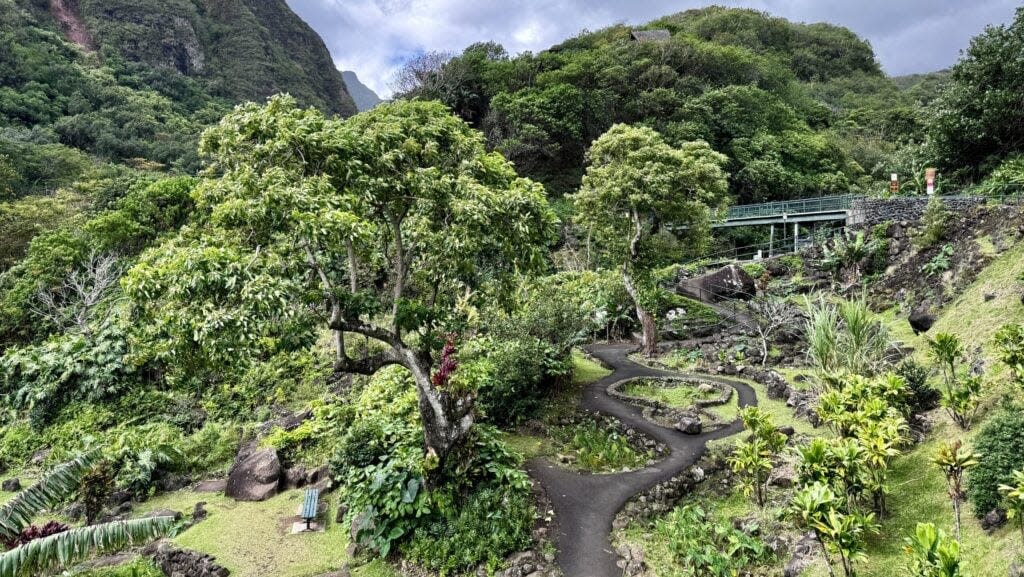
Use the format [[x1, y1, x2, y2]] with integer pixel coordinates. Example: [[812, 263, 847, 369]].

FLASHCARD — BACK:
[[0, 0, 357, 268], [399, 7, 929, 201], [2, 5, 1024, 577]]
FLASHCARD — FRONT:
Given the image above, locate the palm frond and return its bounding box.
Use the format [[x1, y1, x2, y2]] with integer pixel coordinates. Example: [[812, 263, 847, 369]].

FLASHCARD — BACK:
[[0, 516, 172, 577], [0, 449, 102, 541]]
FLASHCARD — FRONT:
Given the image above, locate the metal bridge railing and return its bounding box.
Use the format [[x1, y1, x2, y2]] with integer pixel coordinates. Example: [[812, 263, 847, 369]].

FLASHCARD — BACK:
[[724, 194, 859, 221]]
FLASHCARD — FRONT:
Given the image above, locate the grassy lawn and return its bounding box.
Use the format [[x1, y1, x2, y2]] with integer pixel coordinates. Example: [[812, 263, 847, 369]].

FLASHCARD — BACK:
[[134, 489, 392, 577], [571, 350, 612, 386], [803, 243, 1024, 577], [802, 416, 1018, 577], [622, 379, 717, 408]]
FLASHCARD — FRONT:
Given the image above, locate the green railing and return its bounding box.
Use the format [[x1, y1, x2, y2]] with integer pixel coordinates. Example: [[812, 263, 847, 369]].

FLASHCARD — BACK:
[[724, 194, 861, 221]]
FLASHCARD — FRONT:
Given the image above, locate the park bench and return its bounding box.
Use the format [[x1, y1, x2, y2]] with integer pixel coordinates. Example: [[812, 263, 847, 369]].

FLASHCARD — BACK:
[[300, 488, 319, 530]]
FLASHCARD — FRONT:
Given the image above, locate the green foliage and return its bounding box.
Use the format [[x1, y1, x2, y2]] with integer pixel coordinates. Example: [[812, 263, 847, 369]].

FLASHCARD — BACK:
[[976, 155, 1024, 195], [893, 358, 940, 414], [903, 523, 963, 577], [570, 123, 728, 354], [998, 469, 1024, 549], [932, 7, 1024, 180], [822, 230, 879, 282], [462, 336, 564, 427], [916, 197, 950, 249], [0, 423, 38, 474], [262, 400, 352, 467], [728, 438, 773, 507], [654, 504, 773, 576], [406, 7, 876, 198], [968, 409, 1024, 515], [0, 449, 101, 540], [995, 323, 1024, 387], [403, 482, 534, 575], [926, 333, 982, 430], [804, 295, 893, 376], [788, 482, 878, 577], [0, 517, 172, 577], [932, 440, 979, 541], [0, 325, 135, 425], [920, 245, 954, 277], [551, 419, 649, 472], [70, 557, 163, 577]]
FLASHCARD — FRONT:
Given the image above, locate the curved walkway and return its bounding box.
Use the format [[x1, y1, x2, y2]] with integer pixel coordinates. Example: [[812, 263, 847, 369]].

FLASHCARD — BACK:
[[527, 343, 757, 577]]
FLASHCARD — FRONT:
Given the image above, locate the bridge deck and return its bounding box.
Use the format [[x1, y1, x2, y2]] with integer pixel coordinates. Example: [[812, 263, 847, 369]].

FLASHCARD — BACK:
[[712, 194, 861, 228]]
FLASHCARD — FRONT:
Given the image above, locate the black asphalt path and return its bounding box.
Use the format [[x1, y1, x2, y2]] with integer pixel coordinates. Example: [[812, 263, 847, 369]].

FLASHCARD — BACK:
[[527, 342, 757, 577]]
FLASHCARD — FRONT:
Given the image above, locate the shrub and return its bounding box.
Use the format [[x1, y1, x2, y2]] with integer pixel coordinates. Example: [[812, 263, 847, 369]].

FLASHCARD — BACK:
[[404, 481, 534, 575], [920, 244, 953, 277], [893, 358, 939, 414], [968, 409, 1024, 515], [551, 419, 649, 472], [916, 196, 949, 249], [995, 323, 1024, 387], [464, 336, 564, 427], [0, 325, 136, 425], [656, 504, 773, 576], [903, 523, 963, 577], [0, 422, 38, 472], [179, 422, 241, 476]]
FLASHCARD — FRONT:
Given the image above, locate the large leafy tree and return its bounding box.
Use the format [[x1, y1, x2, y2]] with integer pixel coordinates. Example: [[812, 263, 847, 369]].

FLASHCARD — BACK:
[[571, 124, 727, 356], [125, 96, 557, 471], [932, 6, 1024, 180]]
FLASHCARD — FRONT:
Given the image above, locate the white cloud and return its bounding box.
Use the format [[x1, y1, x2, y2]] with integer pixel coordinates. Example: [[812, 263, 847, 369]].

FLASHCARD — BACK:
[[286, 0, 1020, 98]]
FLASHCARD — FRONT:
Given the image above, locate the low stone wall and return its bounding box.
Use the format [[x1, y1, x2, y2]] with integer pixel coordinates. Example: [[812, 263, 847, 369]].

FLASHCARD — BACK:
[[145, 540, 229, 577], [852, 196, 987, 226], [607, 376, 733, 432]]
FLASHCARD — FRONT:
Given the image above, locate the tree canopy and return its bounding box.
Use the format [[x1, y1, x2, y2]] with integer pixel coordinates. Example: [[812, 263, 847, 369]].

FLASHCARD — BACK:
[[125, 96, 558, 467]]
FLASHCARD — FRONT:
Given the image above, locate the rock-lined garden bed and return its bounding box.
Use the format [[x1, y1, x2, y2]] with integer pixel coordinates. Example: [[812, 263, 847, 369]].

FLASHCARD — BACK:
[[608, 377, 735, 434]]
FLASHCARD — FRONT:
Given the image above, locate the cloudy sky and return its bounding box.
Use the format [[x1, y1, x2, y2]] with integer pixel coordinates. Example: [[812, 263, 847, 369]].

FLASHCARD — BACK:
[[285, 0, 1020, 98]]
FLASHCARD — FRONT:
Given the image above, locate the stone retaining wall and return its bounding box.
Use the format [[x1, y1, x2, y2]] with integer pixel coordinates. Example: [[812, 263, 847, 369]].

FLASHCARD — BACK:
[[851, 196, 987, 226]]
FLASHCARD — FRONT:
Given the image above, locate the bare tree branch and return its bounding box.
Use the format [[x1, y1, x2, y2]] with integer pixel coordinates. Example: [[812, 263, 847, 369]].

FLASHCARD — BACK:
[[31, 252, 122, 334], [748, 297, 802, 366]]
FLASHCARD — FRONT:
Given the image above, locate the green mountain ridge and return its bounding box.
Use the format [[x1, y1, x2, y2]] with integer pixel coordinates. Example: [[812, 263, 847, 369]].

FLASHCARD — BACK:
[[342, 70, 383, 111], [27, 0, 357, 117], [402, 6, 932, 201]]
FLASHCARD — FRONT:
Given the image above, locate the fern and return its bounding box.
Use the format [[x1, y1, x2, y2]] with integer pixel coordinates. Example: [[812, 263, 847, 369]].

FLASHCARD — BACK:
[[0, 517, 172, 577], [0, 449, 101, 541]]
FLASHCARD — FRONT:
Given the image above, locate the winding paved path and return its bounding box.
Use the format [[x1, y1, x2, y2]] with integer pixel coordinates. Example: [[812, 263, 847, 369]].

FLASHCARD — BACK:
[[527, 343, 757, 577]]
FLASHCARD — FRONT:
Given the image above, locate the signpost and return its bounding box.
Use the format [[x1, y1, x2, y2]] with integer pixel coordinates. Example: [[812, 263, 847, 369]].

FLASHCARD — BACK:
[[925, 168, 936, 195], [890, 173, 899, 195]]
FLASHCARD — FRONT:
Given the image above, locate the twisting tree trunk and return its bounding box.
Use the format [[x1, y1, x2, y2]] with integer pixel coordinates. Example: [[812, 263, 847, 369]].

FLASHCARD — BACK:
[[624, 209, 657, 357], [307, 237, 474, 479], [623, 268, 657, 357]]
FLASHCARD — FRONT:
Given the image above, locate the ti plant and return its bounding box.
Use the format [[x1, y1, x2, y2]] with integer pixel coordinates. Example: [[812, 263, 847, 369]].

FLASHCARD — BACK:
[[904, 522, 963, 577], [927, 333, 982, 430], [995, 323, 1024, 388], [0, 450, 173, 577], [789, 482, 877, 577], [931, 440, 979, 542], [998, 469, 1024, 551], [728, 438, 773, 507]]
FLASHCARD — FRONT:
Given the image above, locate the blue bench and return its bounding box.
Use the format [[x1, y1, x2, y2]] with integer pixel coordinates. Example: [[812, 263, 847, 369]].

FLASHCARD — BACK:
[[300, 488, 319, 530]]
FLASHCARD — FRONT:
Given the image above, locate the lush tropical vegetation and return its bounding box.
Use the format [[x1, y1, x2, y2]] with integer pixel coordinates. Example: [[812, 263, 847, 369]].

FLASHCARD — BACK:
[[2, 3, 1024, 577]]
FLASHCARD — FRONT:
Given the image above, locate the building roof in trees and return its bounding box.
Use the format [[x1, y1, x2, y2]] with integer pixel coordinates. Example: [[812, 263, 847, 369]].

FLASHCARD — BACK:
[[630, 29, 671, 42]]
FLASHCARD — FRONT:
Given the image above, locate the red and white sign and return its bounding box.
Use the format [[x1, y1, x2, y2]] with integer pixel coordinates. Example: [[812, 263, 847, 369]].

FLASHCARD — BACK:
[[925, 168, 936, 195]]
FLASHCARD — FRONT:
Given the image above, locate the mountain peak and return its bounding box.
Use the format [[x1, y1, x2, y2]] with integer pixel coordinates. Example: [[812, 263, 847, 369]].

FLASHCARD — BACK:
[[342, 70, 383, 112]]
